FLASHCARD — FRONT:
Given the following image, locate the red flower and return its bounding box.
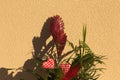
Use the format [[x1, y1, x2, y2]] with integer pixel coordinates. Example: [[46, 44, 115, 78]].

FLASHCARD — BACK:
[[60, 63, 71, 75], [42, 58, 54, 69], [61, 64, 81, 80], [50, 15, 67, 56], [62, 77, 69, 80]]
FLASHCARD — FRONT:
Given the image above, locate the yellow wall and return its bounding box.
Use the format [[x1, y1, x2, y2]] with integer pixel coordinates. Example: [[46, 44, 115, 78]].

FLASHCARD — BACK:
[[0, 0, 120, 80]]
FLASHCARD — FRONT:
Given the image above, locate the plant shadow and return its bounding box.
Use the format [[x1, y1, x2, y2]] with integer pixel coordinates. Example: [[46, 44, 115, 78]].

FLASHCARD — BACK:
[[0, 17, 54, 80]]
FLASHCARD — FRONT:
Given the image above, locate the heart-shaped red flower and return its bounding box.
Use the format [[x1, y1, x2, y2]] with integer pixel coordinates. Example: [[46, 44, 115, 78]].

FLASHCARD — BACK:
[[60, 63, 71, 75], [42, 58, 54, 69]]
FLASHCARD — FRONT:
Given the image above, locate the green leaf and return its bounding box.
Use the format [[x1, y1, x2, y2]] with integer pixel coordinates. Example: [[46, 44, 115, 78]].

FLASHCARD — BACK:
[[83, 24, 87, 43], [67, 41, 74, 49], [55, 68, 64, 80]]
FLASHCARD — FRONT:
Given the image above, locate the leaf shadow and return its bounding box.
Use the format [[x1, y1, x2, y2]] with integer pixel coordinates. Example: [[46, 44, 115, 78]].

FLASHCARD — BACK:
[[0, 17, 54, 80]]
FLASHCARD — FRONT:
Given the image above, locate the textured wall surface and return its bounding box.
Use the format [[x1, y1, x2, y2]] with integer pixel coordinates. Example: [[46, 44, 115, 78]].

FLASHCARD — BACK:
[[0, 0, 120, 80]]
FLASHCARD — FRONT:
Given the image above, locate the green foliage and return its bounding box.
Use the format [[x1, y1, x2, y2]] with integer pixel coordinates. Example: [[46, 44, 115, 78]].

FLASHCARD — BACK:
[[67, 26, 105, 80]]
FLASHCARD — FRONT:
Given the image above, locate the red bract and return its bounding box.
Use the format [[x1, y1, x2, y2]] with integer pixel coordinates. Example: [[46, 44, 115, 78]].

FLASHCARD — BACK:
[[50, 15, 67, 56], [42, 58, 54, 69], [60, 63, 71, 75], [62, 77, 69, 80], [62, 64, 81, 80]]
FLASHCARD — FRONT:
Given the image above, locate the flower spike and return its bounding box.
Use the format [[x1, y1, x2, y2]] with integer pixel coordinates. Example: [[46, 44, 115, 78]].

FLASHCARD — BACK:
[[50, 15, 67, 56]]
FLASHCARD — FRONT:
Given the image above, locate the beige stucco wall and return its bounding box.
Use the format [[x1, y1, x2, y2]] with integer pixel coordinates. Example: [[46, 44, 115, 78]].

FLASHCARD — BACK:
[[0, 0, 120, 80]]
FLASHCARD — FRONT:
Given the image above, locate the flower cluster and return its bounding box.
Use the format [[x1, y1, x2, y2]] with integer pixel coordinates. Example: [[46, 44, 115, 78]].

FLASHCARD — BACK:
[[31, 15, 105, 80]]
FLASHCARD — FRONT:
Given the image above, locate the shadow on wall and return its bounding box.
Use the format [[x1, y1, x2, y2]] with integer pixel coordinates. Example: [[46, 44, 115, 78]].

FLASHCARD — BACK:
[[0, 17, 54, 80]]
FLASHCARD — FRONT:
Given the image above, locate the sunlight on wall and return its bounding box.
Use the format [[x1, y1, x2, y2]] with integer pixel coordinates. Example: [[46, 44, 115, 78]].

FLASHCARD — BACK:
[[0, 0, 120, 80]]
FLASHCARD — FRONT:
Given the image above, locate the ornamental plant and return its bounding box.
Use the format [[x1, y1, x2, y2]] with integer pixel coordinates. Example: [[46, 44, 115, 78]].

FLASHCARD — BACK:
[[26, 15, 105, 80]]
